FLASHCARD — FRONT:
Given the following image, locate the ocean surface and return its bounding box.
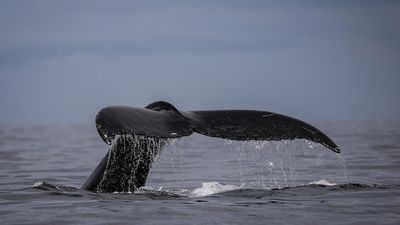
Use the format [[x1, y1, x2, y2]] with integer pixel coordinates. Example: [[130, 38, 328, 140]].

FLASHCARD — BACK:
[[0, 121, 399, 225]]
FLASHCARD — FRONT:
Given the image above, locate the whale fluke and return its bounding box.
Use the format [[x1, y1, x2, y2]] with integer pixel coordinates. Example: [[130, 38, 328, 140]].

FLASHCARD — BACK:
[[84, 101, 340, 193], [96, 101, 339, 152]]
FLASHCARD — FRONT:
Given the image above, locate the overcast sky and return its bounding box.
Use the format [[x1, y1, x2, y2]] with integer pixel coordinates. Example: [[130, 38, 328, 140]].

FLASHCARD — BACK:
[[0, 0, 399, 125]]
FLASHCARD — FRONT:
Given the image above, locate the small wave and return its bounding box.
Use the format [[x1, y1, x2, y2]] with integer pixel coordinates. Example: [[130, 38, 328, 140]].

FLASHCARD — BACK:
[[31, 181, 78, 192], [30, 180, 400, 201]]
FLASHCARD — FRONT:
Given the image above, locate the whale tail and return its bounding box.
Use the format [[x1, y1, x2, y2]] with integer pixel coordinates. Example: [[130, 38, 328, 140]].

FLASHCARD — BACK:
[[83, 101, 340, 192], [96, 101, 339, 152]]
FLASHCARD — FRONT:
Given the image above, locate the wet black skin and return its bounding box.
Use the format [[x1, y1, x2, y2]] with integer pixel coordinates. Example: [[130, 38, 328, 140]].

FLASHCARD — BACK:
[[82, 101, 340, 193]]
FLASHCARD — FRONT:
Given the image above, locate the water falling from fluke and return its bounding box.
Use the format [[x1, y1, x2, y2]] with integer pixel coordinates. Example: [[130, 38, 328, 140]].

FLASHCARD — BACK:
[[83, 134, 168, 193]]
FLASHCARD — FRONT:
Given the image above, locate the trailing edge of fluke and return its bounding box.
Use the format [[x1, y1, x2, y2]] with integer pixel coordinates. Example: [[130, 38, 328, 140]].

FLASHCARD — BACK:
[[95, 101, 340, 153]]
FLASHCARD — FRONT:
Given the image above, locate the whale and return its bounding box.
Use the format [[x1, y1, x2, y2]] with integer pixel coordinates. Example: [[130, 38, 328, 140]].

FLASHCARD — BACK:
[[82, 101, 340, 193]]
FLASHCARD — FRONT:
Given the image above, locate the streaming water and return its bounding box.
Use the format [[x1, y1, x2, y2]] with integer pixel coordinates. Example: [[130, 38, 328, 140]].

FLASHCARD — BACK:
[[96, 135, 168, 193], [147, 137, 347, 191], [1, 121, 400, 225]]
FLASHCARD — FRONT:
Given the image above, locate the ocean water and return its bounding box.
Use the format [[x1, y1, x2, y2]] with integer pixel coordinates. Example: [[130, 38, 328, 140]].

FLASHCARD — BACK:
[[0, 121, 399, 225]]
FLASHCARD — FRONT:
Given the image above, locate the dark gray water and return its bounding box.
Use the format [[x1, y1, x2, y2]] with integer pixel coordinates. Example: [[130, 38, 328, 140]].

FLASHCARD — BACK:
[[1, 121, 399, 225]]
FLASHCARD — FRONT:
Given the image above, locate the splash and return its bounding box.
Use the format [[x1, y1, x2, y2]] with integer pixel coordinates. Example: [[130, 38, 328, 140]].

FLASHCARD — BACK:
[[190, 182, 242, 197], [32, 181, 44, 188], [309, 179, 337, 186]]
